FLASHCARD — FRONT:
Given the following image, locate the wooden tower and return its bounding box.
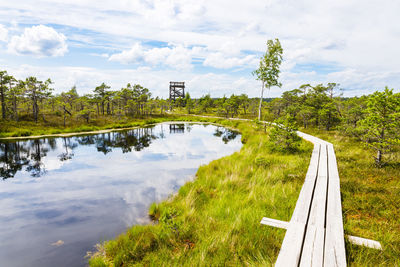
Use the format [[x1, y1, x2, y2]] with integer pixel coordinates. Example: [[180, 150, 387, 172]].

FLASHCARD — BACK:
[[169, 82, 185, 100]]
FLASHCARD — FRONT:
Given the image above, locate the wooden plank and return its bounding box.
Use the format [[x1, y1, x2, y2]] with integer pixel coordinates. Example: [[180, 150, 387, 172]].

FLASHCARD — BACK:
[[300, 144, 328, 266], [324, 144, 347, 267], [347, 235, 382, 250], [260, 217, 289, 229], [276, 144, 322, 267], [306, 144, 328, 228], [275, 222, 306, 267], [290, 144, 320, 224], [299, 225, 325, 267]]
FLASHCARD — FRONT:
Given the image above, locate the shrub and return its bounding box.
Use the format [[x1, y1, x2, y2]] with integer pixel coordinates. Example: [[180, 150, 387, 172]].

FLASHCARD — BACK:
[[268, 114, 301, 152]]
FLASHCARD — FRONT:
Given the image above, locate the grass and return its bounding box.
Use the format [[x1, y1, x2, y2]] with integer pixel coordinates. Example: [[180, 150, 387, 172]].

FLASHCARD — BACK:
[[0, 114, 203, 138], [302, 128, 400, 266], [88, 119, 313, 266]]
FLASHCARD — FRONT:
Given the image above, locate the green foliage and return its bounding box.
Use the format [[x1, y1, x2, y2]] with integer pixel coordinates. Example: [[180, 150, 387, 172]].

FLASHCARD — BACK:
[[149, 203, 161, 221], [87, 257, 107, 267], [252, 38, 283, 120], [252, 39, 283, 88], [198, 94, 214, 113], [268, 114, 301, 152], [358, 87, 400, 166]]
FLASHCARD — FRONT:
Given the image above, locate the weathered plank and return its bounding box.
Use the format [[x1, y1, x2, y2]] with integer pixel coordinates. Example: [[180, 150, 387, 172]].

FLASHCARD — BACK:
[[299, 225, 325, 267], [299, 144, 328, 266], [275, 222, 306, 267], [290, 144, 320, 224], [260, 217, 289, 229], [275, 144, 321, 266], [347, 235, 382, 250], [324, 144, 347, 266]]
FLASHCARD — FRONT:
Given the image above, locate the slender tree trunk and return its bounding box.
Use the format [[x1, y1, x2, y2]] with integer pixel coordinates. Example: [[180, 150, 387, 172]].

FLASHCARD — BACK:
[[33, 96, 39, 123], [376, 130, 385, 166], [13, 96, 18, 121], [258, 82, 265, 120], [376, 149, 382, 165], [0, 87, 5, 119], [63, 105, 66, 127]]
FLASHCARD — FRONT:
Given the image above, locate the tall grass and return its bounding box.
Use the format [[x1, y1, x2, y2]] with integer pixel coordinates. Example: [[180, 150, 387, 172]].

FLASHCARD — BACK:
[[88, 120, 313, 266]]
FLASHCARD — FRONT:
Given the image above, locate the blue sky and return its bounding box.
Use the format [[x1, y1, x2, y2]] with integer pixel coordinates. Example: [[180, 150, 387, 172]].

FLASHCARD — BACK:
[[0, 0, 399, 98]]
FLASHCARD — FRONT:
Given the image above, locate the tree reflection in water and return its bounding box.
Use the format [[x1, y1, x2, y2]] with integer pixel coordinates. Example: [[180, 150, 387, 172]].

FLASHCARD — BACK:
[[214, 127, 239, 144], [0, 124, 238, 179]]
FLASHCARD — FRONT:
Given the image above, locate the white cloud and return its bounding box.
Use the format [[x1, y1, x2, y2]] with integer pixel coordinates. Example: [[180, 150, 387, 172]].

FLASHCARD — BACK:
[[109, 43, 193, 70], [0, 24, 8, 42], [0, 0, 399, 96], [108, 43, 144, 64], [8, 25, 68, 57], [203, 52, 257, 69]]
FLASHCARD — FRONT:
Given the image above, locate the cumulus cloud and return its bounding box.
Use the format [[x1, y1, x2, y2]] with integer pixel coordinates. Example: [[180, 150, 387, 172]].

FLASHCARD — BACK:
[[0, 24, 8, 42], [109, 43, 144, 64], [109, 43, 193, 70], [8, 25, 68, 57], [1, 1, 400, 96], [203, 53, 257, 69]]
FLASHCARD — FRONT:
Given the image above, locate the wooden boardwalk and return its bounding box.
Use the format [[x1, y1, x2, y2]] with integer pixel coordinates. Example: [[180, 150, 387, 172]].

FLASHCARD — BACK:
[[186, 115, 348, 265], [271, 131, 347, 266]]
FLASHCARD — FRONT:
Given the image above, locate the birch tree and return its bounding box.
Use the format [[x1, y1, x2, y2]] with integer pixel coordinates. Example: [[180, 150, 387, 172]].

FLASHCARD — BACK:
[[252, 39, 283, 120]]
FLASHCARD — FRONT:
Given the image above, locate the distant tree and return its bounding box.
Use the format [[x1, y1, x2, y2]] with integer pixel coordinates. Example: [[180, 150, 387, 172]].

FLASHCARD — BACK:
[[198, 94, 213, 113], [269, 114, 301, 152], [132, 84, 151, 115], [24, 77, 53, 122], [94, 82, 110, 115], [0, 71, 10, 119], [359, 87, 400, 166], [8, 79, 24, 121], [238, 94, 249, 115], [63, 86, 79, 110], [252, 38, 283, 120], [175, 97, 185, 108], [339, 96, 367, 134], [184, 93, 194, 114]]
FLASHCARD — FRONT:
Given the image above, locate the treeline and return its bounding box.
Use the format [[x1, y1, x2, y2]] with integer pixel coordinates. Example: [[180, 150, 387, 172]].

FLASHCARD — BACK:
[[0, 70, 160, 125], [264, 83, 400, 166], [0, 70, 263, 126], [1, 69, 399, 165]]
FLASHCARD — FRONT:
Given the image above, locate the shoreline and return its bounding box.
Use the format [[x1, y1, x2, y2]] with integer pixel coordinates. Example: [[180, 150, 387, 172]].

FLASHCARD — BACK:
[[0, 119, 239, 141]]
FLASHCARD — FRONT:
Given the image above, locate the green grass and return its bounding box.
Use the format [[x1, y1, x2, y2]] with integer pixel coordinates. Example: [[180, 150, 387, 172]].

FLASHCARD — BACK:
[[302, 129, 400, 266], [0, 114, 202, 138], [88, 119, 313, 266]]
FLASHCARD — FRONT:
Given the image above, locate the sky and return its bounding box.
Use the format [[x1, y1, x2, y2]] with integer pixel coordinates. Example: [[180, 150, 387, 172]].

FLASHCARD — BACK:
[[0, 0, 399, 98]]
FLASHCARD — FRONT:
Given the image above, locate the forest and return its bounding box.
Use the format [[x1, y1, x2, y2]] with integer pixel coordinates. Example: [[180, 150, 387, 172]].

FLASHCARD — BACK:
[[1, 68, 399, 166]]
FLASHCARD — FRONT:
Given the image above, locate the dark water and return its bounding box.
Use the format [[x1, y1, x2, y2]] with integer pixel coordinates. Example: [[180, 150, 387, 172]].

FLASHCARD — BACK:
[[0, 123, 242, 267]]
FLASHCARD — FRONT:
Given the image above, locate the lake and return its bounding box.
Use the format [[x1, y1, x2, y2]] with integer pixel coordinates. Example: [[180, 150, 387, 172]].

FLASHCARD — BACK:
[[0, 123, 242, 267]]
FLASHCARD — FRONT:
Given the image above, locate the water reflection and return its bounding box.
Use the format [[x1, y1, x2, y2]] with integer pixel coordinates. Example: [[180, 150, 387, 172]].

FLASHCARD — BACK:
[[0, 124, 240, 180], [169, 124, 185, 133], [0, 123, 242, 267], [214, 127, 239, 144], [0, 127, 161, 179]]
